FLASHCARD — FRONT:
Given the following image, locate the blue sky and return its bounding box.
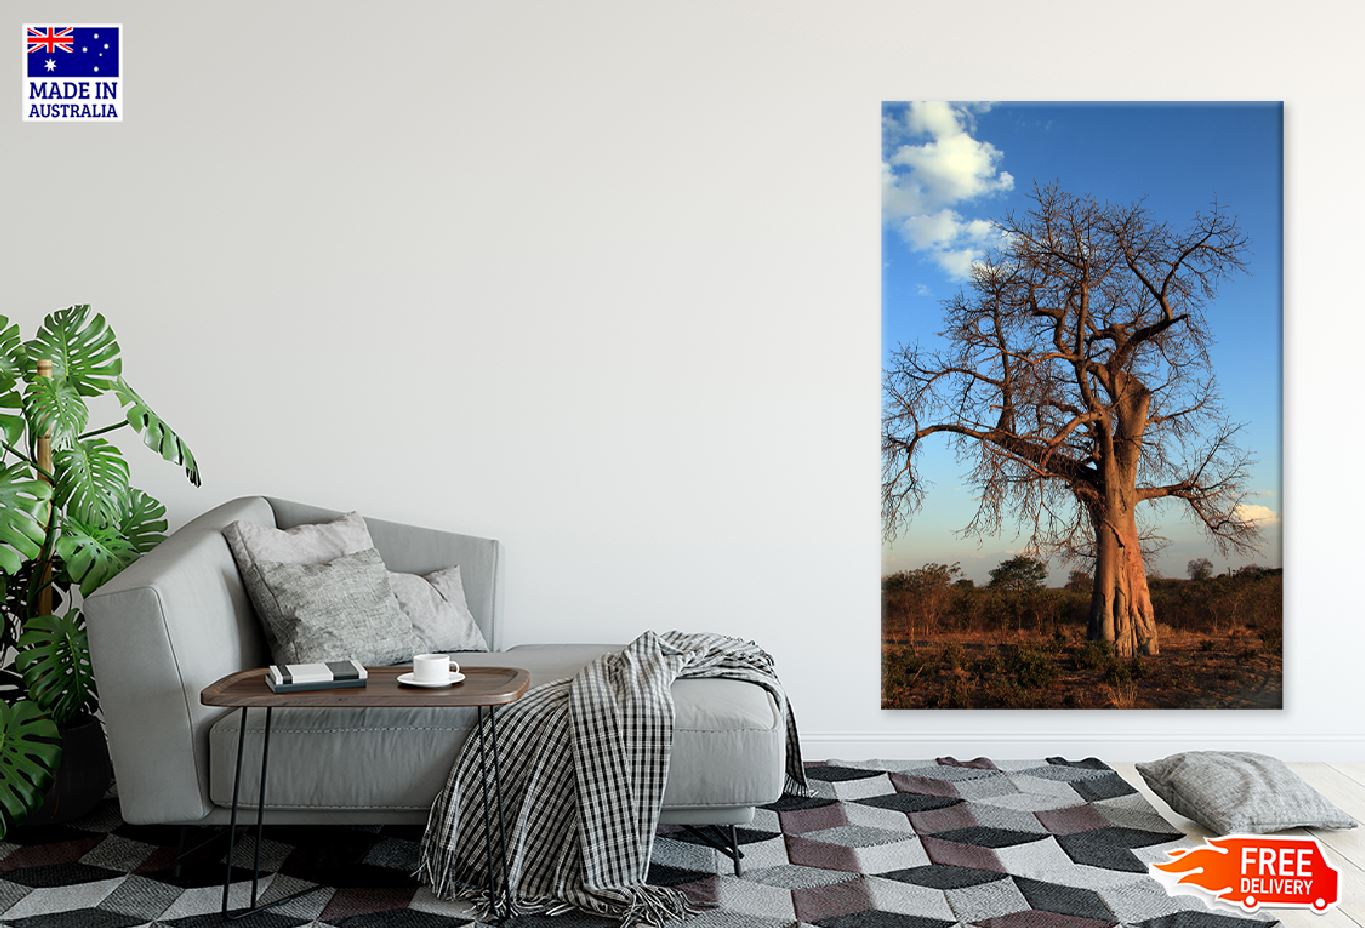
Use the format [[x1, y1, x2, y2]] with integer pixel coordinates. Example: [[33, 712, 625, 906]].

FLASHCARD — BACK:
[[882, 102, 1282, 584]]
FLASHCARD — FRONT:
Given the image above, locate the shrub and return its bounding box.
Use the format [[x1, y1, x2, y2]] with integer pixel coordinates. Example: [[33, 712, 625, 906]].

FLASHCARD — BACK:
[[884, 567, 1281, 640], [1076, 639, 1118, 673], [931, 675, 972, 708], [1103, 659, 1134, 685], [975, 653, 1006, 678], [987, 680, 1038, 708], [882, 646, 923, 682], [1260, 624, 1282, 652], [1008, 646, 1058, 689], [941, 644, 964, 671]]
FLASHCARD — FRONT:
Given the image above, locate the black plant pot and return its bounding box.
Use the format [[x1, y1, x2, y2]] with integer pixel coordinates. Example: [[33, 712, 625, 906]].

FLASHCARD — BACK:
[[21, 715, 114, 827]]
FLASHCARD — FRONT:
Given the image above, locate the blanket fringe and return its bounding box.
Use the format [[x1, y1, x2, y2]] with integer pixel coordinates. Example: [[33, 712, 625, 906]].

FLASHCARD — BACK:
[[616, 885, 705, 926], [430, 883, 704, 927], [415, 805, 462, 901], [418, 827, 703, 927]]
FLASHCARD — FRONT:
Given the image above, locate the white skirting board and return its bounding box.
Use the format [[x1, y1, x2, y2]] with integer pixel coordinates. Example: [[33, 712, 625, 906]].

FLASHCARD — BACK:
[[800, 731, 1365, 763]]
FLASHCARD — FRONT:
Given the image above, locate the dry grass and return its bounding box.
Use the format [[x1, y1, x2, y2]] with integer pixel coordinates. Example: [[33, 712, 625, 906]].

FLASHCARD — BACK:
[[880, 571, 1281, 709], [881, 625, 1282, 710], [1101, 678, 1139, 708]]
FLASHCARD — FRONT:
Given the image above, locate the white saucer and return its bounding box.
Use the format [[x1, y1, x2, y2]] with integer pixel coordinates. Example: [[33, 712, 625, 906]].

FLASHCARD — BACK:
[[397, 671, 466, 688]]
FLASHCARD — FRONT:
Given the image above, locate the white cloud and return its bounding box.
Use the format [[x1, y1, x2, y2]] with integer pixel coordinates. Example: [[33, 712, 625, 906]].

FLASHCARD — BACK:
[[883, 102, 1012, 280], [963, 218, 996, 239], [899, 209, 962, 251], [935, 248, 984, 280], [904, 100, 961, 139], [1233, 503, 1279, 526], [888, 134, 1013, 206], [915, 283, 932, 298]]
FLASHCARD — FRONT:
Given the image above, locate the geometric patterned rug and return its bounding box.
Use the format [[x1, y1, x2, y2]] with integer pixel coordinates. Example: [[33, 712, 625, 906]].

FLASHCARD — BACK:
[[0, 758, 1275, 928]]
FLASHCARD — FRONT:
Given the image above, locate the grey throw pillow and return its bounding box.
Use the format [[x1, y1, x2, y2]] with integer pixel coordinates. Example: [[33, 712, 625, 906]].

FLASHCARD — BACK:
[[254, 548, 416, 665], [223, 512, 375, 654], [388, 566, 489, 652], [1137, 751, 1357, 834]]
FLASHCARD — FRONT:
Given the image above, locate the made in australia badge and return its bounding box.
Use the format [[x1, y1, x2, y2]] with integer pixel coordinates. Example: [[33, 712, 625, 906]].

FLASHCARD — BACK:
[[23, 25, 122, 122]]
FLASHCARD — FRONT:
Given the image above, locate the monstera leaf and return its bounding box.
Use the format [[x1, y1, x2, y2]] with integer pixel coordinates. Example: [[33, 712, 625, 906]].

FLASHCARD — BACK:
[[0, 463, 52, 576], [24, 306, 122, 397], [0, 321, 26, 451], [54, 438, 129, 529], [114, 379, 200, 486], [0, 318, 23, 394], [54, 515, 136, 597], [118, 489, 168, 554], [0, 699, 61, 838], [22, 377, 88, 446], [16, 611, 95, 726], [0, 391, 23, 451]]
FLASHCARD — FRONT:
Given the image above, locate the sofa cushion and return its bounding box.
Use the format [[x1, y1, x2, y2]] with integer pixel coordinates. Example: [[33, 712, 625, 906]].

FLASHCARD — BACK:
[[224, 511, 376, 657], [254, 548, 416, 665], [208, 644, 785, 812], [388, 566, 488, 653]]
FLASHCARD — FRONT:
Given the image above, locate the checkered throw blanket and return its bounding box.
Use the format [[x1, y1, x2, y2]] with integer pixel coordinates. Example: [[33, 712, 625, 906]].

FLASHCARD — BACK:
[[417, 631, 806, 925]]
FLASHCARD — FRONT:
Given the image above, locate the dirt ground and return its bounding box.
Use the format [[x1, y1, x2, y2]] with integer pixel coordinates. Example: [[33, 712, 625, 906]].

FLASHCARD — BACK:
[[881, 625, 1282, 709]]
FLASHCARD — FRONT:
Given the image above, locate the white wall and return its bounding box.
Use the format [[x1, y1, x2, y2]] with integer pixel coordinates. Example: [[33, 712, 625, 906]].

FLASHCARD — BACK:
[[4, 1, 1362, 760]]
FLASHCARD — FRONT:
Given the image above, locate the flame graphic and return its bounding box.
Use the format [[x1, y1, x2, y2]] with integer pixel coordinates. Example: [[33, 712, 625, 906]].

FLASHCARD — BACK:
[[1154, 840, 1242, 896]]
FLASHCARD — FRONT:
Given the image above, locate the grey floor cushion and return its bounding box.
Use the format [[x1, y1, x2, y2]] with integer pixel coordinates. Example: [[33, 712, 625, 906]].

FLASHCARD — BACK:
[[1137, 751, 1357, 834]]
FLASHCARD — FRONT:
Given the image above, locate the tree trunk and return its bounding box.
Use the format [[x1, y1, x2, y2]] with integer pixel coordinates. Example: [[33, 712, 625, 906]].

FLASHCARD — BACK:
[[1085, 380, 1161, 657], [1088, 500, 1159, 657]]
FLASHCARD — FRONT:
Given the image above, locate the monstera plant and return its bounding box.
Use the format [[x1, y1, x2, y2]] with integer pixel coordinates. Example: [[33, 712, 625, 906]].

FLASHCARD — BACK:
[[0, 305, 199, 836]]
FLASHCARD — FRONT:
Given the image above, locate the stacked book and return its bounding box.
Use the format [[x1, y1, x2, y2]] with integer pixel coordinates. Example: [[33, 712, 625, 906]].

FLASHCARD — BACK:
[[267, 660, 368, 693]]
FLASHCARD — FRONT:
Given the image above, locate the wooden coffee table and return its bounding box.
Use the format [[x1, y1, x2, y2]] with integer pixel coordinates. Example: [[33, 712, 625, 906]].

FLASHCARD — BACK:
[[202, 665, 530, 921]]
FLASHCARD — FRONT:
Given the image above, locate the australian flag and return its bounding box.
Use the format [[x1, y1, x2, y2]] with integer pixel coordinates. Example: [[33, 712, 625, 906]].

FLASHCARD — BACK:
[[26, 26, 119, 78]]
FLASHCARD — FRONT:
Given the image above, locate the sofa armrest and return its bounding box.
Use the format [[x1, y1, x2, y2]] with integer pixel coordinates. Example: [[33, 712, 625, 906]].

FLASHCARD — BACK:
[[85, 497, 274, 824]]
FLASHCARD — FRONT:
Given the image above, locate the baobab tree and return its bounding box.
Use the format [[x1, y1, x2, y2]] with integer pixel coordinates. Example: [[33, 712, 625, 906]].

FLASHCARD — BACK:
[[883, 186, 1260, 657]]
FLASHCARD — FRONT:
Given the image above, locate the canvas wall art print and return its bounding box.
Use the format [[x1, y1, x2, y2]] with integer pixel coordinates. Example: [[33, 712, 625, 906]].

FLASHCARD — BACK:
[[881, 102, 1282, 709]]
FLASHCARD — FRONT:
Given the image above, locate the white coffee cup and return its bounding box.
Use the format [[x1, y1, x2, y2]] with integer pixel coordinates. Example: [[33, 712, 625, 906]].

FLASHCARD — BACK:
[[413, 653, 458, 683]]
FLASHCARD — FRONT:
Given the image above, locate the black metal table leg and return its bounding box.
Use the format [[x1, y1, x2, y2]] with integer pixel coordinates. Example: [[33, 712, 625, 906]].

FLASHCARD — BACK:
[[175, 826, 188, 880], [221, 706, 322, 923], [222, 708, 248, 916], [487, 706, 512, 916], [473, 706, 510, 921], [250, 706, 273, 908]]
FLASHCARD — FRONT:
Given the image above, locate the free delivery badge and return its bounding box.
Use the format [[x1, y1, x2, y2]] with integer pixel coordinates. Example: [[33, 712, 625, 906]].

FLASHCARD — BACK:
[[1152, 836, 1340, 914]]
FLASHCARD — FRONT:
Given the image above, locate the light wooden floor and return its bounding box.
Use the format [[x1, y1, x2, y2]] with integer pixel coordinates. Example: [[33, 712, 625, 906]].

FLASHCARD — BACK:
[[1113, 763, 1365, 928]]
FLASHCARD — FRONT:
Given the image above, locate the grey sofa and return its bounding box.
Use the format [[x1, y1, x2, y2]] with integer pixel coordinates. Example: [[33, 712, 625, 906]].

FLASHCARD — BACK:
[[85, 496, 785, 833]]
